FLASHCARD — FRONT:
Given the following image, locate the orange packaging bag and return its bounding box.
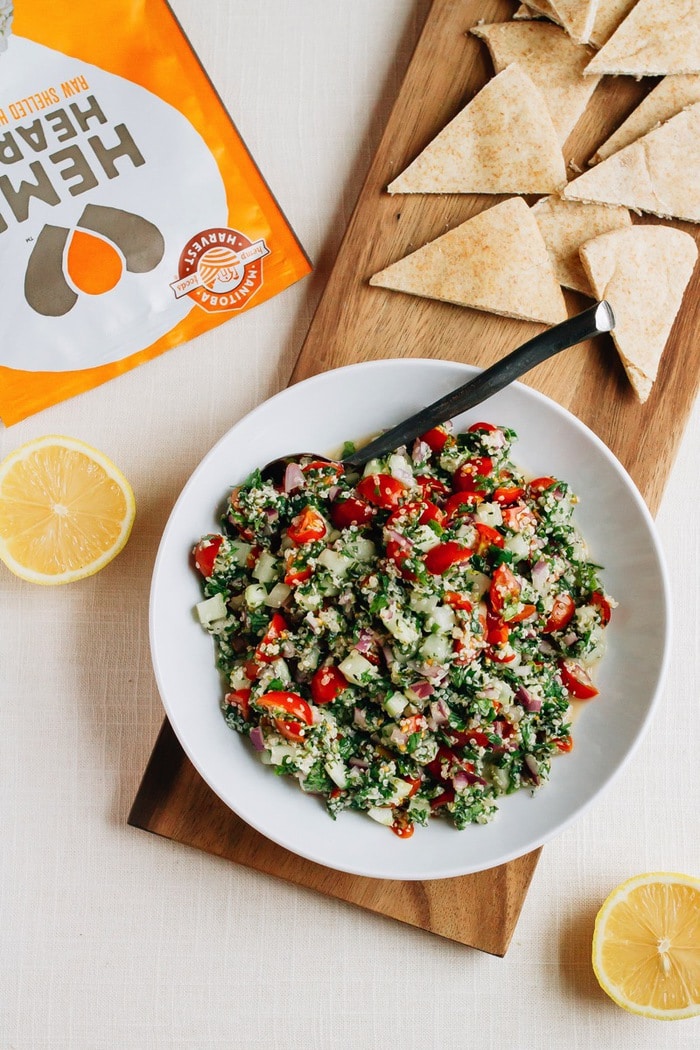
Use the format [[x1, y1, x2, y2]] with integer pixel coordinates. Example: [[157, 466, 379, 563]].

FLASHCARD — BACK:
[[0, 0, 311, 425]]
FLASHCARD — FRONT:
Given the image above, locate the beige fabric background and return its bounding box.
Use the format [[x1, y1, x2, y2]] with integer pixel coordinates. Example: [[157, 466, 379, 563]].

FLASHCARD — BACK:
[[2, 3, 699, 1047]]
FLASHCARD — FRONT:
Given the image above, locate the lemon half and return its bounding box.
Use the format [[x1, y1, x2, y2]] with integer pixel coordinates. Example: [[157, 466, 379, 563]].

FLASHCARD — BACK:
[[0, 435, 136, 585], [592, 872, 700, 1020]]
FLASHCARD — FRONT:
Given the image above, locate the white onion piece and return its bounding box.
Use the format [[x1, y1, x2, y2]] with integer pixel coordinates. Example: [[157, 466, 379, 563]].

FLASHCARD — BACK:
[[283, 462, 305, 493]]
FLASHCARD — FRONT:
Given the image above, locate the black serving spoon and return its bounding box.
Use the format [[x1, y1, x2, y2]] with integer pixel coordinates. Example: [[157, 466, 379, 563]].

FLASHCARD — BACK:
[[262, 300, 614, 482]]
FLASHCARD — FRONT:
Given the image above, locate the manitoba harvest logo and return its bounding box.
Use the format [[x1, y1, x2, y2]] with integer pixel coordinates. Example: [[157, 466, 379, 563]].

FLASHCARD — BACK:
[[171, 227, 269, 313]]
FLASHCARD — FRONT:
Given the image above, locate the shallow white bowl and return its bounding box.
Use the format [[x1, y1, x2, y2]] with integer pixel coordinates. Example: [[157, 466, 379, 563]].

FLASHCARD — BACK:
[[150, 359, 670, 880]]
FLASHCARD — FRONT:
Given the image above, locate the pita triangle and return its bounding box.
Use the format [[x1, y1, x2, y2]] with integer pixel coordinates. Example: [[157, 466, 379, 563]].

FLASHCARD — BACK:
[[589, 0, 637, 47], [585, 0, 700, 75], [369, 197, 568, 325], [387, 65, 566, 195], [471, 21, 600, 145], [579, 225, 697, 402], [591, 73, 700, 163], [550, 0, 599, 44], [563, 102, 700, 222], [532, 196, 631, 293]]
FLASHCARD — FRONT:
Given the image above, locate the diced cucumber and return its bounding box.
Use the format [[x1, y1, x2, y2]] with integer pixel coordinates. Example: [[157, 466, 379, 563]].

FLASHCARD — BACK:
[[366, 806, 394, 826], [338, 651, 377, 685], [265, 582, 292, 607], [426, 604, 456, 634], [195, 593, 227, 625], [325, 759, 348, 790], [317, 548, 353, 577], [229, 540, 252, 566], [252, 550, 278, 583], [383, 691, 408, 718], [379, 606, 420, 647], [391, 777, 413, 801], [419, 633, 451, 662], [475, 501, 503, 527], [344, 536, 376, 563], [244, 583, 267, 609]]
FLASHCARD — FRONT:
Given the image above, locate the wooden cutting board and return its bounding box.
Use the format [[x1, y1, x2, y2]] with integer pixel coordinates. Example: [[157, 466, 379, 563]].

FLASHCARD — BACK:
[[129, 0, 700, 955]]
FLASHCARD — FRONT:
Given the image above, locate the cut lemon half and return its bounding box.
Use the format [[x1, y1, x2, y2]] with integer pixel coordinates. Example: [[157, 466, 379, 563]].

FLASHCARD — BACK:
[[0, 435, 135, 585], [592, 872, 700, 1020]]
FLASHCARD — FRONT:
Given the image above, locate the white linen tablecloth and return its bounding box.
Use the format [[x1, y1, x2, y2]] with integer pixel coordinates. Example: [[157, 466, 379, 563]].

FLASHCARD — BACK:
[[2, 3, 699, 1047]]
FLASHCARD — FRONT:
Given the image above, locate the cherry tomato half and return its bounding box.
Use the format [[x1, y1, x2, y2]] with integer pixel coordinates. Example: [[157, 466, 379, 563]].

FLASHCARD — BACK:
[[544, 592, 576, 633], [419, 425, 451, 452], [443, 490, 484, 522], [193, 535, 223, 577], [489, 563, 521, 616], [591, 590, 613, 626], [356, 473, 407, 510], [287, 505, 327, 545], [559, 659, 599, 700], [330, 496, 374, 529], [311, 665, 348, 705], [256, 690, 314, 724], [453, 456, 493, 492], [424, 541, 474, 575], [224, 688, 251, 720], [254, 612, 288, 663]]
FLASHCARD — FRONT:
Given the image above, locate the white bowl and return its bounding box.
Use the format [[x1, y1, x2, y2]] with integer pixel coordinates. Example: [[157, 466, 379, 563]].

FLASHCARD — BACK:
[[150, 359, 670, 880]]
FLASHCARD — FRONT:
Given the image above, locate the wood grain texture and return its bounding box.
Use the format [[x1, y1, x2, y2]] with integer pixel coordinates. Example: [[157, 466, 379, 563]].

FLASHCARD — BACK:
[[128, 720, 540, 955], [130, 0, 700, 954]]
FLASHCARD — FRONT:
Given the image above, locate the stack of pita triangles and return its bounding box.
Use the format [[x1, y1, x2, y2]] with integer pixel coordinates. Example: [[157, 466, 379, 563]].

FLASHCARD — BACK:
[[369, 198, 567, 325], [564, 102, 700, 222], [585, 0, 700, 75], [591, 73, 700, 162], [470, 21, 600, 144], [387, 65, 566, 195], [579, 226, 698, 402]]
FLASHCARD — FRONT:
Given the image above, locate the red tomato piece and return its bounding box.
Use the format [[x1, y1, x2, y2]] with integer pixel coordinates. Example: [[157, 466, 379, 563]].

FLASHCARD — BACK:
[[356, 473, 407, 510], [467, 422, 497, 433], [274, 718, 306, 742], [449, 728, 491, 749], [311, 665, 348, 705], [256, 690, 314, 724], [387, 499, 443, 530], [501, 502, 538, 533], [420, 425, 451, 452], [473, 522, 505, 552], [443, 490, 484, 522], [453, 456, 493, 492], [493, 486, 526, 505], [415, 474, 450, 501], [591, 590, 613, 626], [330, 496, 374, 529], [443, 590, 473, 611], [224, 688, 251, 720], [287, 505, 327, 545], [486, 610, 509, 647], [544, 592, 576, 633], [254, 612, 288, 663], [554, 736, 574, 753], [391, 816, 415, 839], [489, 563, 521, 616], [386, 539, 417, 581], [193, 535, 223, 577], [424, 541, 474, 575], [527, 476, 557, 497], [559, 660, 599, 700], [430, 788, 455, 810]]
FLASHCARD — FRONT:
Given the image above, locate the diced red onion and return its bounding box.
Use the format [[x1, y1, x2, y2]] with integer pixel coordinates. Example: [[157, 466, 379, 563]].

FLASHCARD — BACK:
[[354, 629, 375, 654], [523, 754, 540, 784], [428, 699, 449, 727], [249, 726, 265, 752], [389, 727, 408, 746], [327, 485, 340, 502], [283, 462, 305, 493], [562, 631, 578, 647], [409, 680, 435, 701], [454, 769, 487, 790], [538, 638, 556, 656], [418, 662, 449, 682], [488, 428, 506, 449], [531, 559, 549, 592], [353, 707, 369, 729], [349, 756, 369, 769], [381, 644, 395, 667], [385, 527, 412, 549], [412, 439, 431, 464], [515, 685, 541, 713]]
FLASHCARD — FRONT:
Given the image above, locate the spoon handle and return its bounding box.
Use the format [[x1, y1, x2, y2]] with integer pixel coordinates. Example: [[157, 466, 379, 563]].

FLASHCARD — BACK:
[[343, 300, 614, 469]]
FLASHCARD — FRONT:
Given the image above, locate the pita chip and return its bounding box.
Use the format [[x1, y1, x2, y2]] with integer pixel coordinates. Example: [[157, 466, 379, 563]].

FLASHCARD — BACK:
[[531, 196, 631, 293], [471, 21, 601, 145], [591, 73, 700, 162], [369, 197, 568, 325], [563, 102, 700, 223], [585, 0, 700, 75], [387, 65, 566, 195], [589, 0, 637, 48], [579, 225, 698, 402], [549, 0, 599, 45], [515, 0, 563, 23]]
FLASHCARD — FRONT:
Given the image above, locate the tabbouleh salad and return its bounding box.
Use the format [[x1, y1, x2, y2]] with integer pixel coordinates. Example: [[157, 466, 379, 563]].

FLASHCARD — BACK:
[[193, 421, 614, 839]]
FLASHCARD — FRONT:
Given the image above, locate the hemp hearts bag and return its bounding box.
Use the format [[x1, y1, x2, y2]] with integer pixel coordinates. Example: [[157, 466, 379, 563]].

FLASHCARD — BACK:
[[0, 0, 310, 424]]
